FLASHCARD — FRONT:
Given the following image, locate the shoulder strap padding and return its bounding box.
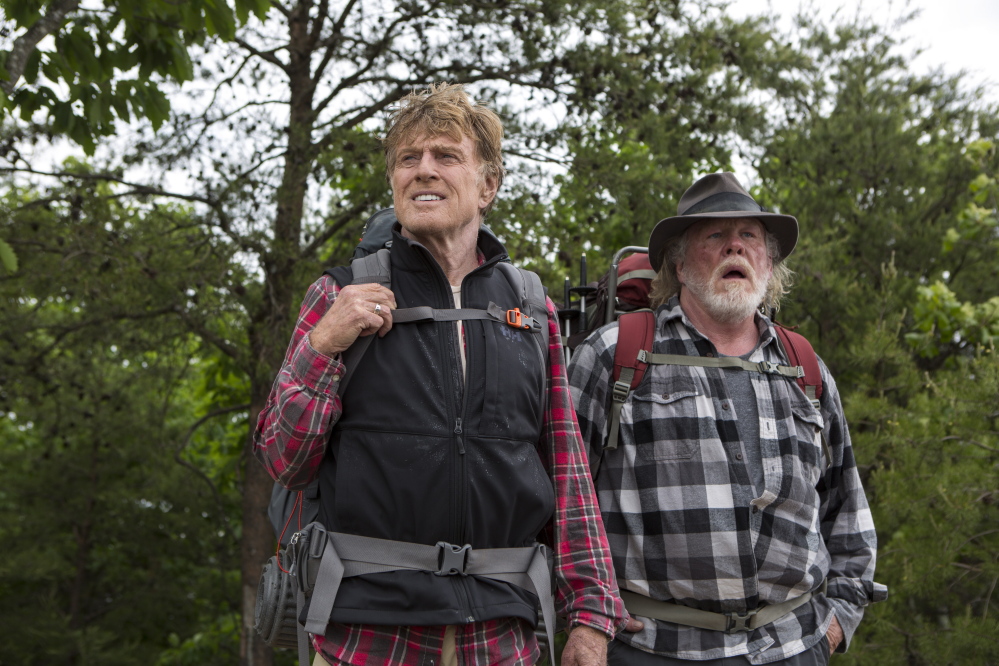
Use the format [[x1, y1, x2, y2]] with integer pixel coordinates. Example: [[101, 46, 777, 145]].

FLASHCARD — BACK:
[[605, 311, 656, 451], [496, 262, 549, 355], [774, 326, 823, 403], [321, 249, 394, 397], [613, 311, 656, 386]]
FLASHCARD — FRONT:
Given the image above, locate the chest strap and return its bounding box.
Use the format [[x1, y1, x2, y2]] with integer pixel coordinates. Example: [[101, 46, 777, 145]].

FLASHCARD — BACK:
[[637, 350, 805, 379], [393, 301, 544, 331], [607, 316, 805, 452], [290, 524, 555, 657], [619, 579, 826, 634]]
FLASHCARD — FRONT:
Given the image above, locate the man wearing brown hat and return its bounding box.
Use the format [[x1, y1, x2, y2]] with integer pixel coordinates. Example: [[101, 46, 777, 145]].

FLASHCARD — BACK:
[[568, 173, 886, 665]]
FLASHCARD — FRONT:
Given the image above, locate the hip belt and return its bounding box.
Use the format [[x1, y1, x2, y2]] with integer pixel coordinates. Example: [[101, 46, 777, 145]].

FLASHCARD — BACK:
[[620, 580, 826, 634], [290, 523, 555, 659]]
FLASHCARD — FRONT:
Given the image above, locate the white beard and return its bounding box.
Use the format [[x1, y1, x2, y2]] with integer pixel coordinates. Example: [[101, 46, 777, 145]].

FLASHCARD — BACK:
[[683, 260, 768, 324]]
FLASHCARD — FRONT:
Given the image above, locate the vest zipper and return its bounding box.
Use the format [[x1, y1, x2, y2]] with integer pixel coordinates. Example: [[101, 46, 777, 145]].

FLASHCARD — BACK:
[[454, 418, 464, 454]]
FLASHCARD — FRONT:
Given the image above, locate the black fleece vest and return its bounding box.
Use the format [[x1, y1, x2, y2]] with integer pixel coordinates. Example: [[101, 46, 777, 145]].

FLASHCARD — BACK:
[[314, 228, 555, 628]]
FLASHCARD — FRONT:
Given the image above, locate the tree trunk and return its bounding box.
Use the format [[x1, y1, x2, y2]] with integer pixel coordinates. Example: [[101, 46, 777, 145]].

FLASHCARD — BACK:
[[240, 5, 319, 664], [240, 395, 277, 666]]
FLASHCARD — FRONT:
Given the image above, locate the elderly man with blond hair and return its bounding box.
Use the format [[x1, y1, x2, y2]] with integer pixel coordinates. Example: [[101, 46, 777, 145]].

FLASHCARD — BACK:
[[569, 173, 886, 666], [254, 83, 628, 666]]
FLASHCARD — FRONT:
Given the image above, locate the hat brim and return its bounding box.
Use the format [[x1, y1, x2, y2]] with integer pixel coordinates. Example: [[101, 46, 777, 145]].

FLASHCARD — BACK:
[[648, 211, 799, 272]]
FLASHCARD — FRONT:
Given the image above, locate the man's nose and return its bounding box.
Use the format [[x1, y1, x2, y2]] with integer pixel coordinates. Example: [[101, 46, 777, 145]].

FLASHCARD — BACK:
[[724, 233, 746, 254], [415, 151, 438, 179]]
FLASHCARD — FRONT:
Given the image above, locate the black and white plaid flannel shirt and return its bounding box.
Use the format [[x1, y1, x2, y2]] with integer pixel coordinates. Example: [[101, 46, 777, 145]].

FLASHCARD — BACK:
[[568, 298, 882, 663]]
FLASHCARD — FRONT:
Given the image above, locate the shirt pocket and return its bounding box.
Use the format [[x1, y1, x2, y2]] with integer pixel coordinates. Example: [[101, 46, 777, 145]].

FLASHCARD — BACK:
[[630, 374, 702, 460], [788, 399, 825, 485]]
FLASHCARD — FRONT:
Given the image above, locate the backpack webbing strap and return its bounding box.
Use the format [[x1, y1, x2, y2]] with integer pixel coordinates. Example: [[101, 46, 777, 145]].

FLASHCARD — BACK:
[[295, 587, 310, 666], [619, 579, 827, 634], [637, 350, 804, 380], [329, 253, 550, 396], [329, 250, 393, 397], [608, 311, 656, 450], [392, 302, 544, 331], [297, 528, 555, 657], [774, 326, 823, 407]]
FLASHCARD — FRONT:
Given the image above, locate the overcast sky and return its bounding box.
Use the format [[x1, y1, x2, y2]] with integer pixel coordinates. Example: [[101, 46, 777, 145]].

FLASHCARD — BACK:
[[727, 0, 998, 100]]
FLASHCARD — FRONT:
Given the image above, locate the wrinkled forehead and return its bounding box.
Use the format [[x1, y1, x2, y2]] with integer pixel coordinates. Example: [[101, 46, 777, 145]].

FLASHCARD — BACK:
[[398, 131, 473, 153]]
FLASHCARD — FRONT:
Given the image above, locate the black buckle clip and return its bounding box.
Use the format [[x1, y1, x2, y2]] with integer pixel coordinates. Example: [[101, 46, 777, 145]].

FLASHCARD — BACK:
[[435, 542, 471, 576], [725, 608, 758, 633]]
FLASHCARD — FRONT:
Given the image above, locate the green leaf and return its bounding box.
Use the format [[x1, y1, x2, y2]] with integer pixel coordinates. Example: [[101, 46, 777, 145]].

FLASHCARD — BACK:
[[0, 238, 17, 274], [204, 0, 237, 39]]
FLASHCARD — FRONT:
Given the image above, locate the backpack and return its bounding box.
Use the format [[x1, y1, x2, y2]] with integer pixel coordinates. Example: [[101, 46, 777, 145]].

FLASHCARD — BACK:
[[565, 250, 657, 351], [562, 248, 824, 452]]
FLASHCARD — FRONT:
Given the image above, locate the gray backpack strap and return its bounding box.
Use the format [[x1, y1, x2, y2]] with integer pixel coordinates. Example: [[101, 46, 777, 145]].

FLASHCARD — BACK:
[[391, 302, 544, 331], [496, 262, 549, 355], [637, 350, 804, 379], [333, 249, 393, 397], [291, 526, 556, 659], [348, 248, 391, 287]]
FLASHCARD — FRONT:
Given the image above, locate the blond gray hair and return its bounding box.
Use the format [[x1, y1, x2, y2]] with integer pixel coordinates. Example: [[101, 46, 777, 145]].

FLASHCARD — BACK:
[[384, 83, 505, 216]]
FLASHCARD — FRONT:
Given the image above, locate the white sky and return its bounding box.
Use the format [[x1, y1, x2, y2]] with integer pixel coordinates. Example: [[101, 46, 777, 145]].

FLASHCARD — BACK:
[[727, 0, 999, 101]]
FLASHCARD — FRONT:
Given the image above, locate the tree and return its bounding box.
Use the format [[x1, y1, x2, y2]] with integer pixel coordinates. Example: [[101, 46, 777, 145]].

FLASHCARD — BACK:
[[753, 13, 999, 380], [750, 11, 999, 662], [0, 176, 250, 663], [2, 2, 804, 662]]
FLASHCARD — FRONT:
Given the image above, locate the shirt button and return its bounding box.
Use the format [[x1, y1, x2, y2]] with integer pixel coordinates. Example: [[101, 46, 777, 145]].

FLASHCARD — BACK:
[[736, 452, 744, 460], [706, 352, 715, 358], [752, 505, 759, 513], [332, 373, 341, 382], [722, 403, 729, 410], [662, 393, 670, 399]]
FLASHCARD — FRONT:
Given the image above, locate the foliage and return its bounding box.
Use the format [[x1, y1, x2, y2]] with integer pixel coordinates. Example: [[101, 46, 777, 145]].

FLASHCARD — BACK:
[[754, 14, 999, 382], [838, 327, 999, 664], [0, 178, 247, 664], [0, 1, 997, 664], [750, 12, 999, 662], [0, 0, 271, 151], [2, 1, 814, 662]]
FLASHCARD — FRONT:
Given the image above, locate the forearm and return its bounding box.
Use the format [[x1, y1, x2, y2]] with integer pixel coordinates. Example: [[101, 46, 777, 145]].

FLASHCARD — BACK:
[[253, 277, 345, 489], [253, 335, 343, 489]]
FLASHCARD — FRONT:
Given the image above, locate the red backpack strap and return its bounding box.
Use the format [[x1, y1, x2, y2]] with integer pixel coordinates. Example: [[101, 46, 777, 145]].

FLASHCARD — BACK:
[[775, 326, 823, 405], [607, 311, 656, 450]]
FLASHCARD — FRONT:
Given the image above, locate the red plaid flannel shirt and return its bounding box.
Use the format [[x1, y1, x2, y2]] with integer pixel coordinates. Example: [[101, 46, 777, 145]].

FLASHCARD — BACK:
[[254, 273, 627, 665]]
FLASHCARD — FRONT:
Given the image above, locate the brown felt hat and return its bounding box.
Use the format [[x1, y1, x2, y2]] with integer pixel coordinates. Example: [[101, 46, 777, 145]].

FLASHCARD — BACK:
[[648, 172, 798, 272]]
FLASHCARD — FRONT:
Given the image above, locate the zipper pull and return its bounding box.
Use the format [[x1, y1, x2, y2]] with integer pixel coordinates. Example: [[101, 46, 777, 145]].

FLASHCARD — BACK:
[[455, 418, 465, 454]]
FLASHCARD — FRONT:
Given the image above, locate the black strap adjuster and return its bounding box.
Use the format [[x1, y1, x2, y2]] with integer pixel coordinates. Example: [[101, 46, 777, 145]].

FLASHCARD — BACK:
[[435, 542, 471, 576]]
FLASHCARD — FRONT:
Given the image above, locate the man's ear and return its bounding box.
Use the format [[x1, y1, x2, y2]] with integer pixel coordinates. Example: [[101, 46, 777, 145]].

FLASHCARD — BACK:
[[676, 261, 686, 285], [479, 174, 498, 209]]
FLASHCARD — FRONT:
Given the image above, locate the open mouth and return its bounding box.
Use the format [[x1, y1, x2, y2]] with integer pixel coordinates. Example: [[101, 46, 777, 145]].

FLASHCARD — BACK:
[[414, 194, 444, 201], [722, 268, 747, 279]]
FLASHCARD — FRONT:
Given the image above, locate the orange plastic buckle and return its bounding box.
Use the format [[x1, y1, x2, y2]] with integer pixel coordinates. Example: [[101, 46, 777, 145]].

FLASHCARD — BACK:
[[505, 308, 532, 330]]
